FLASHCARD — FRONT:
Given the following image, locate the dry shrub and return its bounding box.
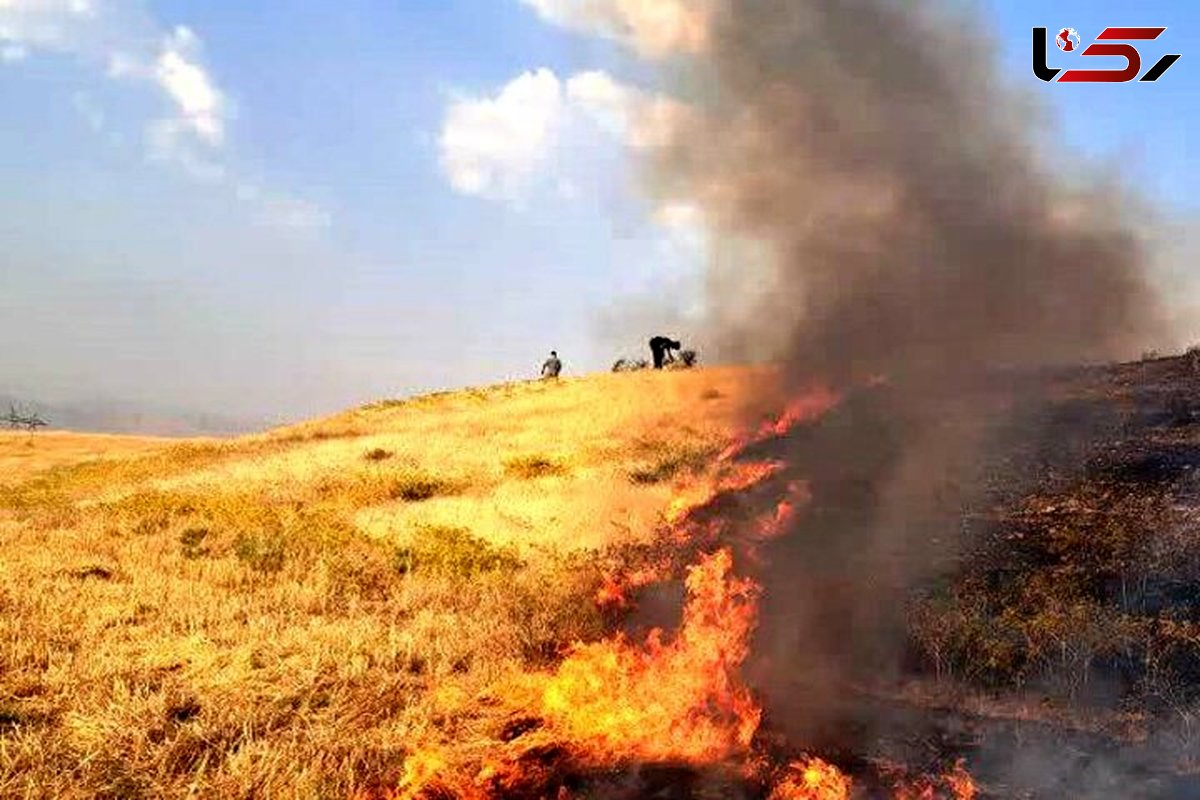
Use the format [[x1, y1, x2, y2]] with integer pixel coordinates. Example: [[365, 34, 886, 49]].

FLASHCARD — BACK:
[[627, 439, 720, 485], [318, 469, 464, 506], [909, 579, 1141, 695], [503, 454, 567, 479], [503, 550, 607, 664], [233, 529, 289, 574], [395, 525, 521, 578], [396, 548, 606, 673], [319, 536, 399, 604], [178, 527, 210, 559]]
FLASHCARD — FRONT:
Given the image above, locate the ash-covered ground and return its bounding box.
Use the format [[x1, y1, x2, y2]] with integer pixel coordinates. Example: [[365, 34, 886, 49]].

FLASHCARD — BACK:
[[736, 354, 1200, 798]]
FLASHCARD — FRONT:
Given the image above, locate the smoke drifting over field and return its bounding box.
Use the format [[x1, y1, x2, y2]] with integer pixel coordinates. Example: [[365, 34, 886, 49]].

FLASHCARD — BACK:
[[640, 0, 1169, 759], [653, 0, 1162, 381]]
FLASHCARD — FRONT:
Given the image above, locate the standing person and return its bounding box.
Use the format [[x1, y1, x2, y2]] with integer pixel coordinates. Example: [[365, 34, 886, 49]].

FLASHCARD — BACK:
[[541, 350, 562, 379], [648, 336, 682, 369]]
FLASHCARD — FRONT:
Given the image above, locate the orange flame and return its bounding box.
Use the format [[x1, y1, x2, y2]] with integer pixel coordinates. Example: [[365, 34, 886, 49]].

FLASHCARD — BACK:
[[768, 388, 842, 437], [392, 747, 485, 800], [719, 460, 788, 492], [599, 459, 789, 613], [389, 385, 981, 800], [719, 386, 840, 461], [768, 757, 854, 800], [751, 480, 811, 541], [663, 459, 785, 527], [595, 562, 670, 611], [892, 783, 936, 800], [943, 760, 978, 800], [890, 760, 978, 800], [538, 548, 761, 764]]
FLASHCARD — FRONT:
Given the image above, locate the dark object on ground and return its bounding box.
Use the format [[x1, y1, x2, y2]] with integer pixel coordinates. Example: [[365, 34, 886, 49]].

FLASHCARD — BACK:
[[649, 336, 683, 369], [612, 358, 650, 372], [612, 350, 696, 372], [3, 403, 48, 431], [541, 350, 562, 379]]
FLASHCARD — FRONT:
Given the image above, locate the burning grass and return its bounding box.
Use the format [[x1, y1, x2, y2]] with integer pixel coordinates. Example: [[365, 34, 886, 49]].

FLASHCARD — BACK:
[[388, 382, 988, 799], [8, 361, 1199, 796], [0, 368, 761, 798], [532, 548, 761, 764], [767, 757, 854, 800]]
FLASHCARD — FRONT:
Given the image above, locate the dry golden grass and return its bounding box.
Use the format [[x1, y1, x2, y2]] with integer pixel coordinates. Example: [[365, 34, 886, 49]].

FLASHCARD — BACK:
[[0, 431, 186, 486], [0, 367, 770, 798]]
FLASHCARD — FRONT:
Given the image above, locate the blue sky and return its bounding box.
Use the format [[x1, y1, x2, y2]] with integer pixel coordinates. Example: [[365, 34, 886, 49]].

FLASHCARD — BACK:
[[990, 1, 1196, 211], [1, 1, 1196, 424]]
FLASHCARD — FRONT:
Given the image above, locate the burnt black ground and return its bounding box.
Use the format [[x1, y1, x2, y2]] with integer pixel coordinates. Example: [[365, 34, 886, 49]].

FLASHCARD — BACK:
[[740, 355, 1200, 798], [580, 356, 1200, 798]]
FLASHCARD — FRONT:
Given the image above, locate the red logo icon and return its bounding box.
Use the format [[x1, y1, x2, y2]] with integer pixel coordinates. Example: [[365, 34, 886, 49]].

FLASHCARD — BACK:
[[1056, 28, 1080, 52], [1033, 27, 1181, 83]]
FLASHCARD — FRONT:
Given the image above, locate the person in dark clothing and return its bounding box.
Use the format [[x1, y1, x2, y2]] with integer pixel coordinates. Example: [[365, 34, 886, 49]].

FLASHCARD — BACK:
[[648, 336, 682, 369], [541, 350, 562, 378]]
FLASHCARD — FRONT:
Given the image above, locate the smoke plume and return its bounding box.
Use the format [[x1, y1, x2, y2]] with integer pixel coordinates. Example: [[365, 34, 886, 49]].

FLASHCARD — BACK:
[[640, 0, 1167, 760], [652, 0, 1162, 380]]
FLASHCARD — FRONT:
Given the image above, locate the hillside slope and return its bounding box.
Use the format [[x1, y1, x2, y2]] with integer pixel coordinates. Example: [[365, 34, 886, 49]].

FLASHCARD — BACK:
[[0, 368, 775, 798], [0, 431, 184, 486], [3, 361, 1200, 798]]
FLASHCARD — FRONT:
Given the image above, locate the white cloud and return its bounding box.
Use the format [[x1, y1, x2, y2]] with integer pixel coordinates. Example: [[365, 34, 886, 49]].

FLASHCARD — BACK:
[[146, 118, 226, 182], [439, 68, 566, 200], [566, 69, 687, 149], [153, 26, 225, 146], [96, 25, 228, 165], [0, 0, 97, 52], [439, 68, 686, 203], [654, 201, 706, 248], [519, 0, 711, 57], [138, 25, 232, 184], [0, 1, 327, 232], [565, 70, 638, 138]]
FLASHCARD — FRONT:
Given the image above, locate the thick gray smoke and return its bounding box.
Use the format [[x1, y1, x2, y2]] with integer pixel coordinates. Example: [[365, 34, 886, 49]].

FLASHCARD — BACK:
[[640, 0, 1171, 785], [652, 0, 1163, 383]]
